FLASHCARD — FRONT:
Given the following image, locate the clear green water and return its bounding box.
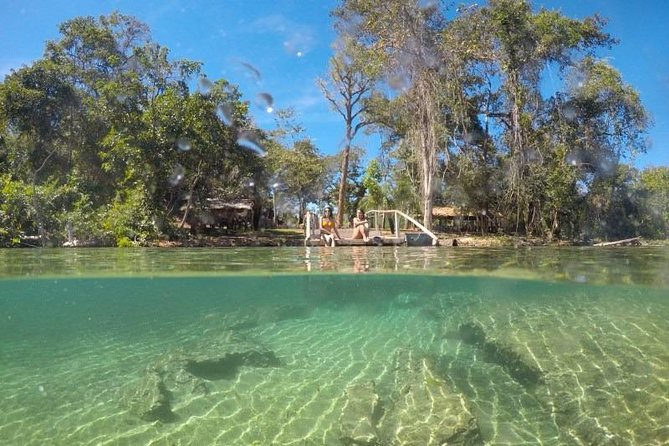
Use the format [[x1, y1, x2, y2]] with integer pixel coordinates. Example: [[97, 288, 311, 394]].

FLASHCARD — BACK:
[[0, 247, 667, 445]]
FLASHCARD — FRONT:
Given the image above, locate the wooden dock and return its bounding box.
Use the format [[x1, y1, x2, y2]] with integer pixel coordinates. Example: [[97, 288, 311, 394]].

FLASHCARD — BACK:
[[304, 210, 439, 247]]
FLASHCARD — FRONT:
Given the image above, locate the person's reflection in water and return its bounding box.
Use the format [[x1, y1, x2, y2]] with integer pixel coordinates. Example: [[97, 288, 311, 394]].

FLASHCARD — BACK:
[[319, 246, 336, 270], [352, 246, 369, 273]]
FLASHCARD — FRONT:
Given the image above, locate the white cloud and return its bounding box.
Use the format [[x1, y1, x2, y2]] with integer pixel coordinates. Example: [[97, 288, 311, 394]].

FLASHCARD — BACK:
[[249, 14, 289, 33], [245, 14, 317, 55]]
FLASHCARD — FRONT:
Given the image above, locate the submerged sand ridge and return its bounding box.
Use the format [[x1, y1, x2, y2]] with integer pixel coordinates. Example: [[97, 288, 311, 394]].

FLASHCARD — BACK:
[[0, 275, 667, 445]]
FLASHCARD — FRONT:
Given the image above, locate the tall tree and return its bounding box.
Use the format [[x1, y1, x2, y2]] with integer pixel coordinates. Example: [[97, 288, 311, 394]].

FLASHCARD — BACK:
[[332, 0, 450, 228], [264, 138, 328, 224], [317, 40, 376, 225], [0, 12, 260, 245], [442, 0, 632, 236]]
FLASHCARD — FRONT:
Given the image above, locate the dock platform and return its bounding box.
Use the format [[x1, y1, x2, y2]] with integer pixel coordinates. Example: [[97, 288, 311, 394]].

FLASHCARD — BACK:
[[304, 210, 439, 247]]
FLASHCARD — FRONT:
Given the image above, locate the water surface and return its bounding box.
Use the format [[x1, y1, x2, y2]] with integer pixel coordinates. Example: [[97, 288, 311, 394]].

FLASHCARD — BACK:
[[0, 247, 667, 445]]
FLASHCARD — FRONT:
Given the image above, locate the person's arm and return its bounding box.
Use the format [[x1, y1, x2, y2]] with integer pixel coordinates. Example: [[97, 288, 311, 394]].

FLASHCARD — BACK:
[[355, 217, 369, 228], [332, 222, 341, 239]]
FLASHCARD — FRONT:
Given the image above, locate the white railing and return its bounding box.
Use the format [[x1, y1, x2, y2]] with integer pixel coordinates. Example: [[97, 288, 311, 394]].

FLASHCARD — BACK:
[[365, 209, 439, 246], [304, 211, 316, 244]]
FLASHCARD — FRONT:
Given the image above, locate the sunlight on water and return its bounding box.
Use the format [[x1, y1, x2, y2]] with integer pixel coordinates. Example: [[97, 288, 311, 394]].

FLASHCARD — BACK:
[[0, 247, 667, 445]]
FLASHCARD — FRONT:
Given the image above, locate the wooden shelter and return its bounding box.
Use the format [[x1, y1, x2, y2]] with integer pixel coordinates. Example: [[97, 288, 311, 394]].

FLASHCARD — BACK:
[[432, 206, 503, 233], [183, 198, 253, 232]]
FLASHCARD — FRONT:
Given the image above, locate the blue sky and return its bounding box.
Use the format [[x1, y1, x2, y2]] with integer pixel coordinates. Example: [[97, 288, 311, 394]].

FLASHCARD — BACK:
[[1, 0, 667, 168]]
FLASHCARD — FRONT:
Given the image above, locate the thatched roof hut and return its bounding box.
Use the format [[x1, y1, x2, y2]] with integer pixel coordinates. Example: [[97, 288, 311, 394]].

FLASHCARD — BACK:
[[432, 206, 504, 232], [181, 198, 254, 231], [432, 206, 475, 218]]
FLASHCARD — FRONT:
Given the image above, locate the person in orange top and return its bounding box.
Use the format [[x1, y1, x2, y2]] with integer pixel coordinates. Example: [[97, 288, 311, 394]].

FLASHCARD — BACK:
[[320, 206, 341, 246]]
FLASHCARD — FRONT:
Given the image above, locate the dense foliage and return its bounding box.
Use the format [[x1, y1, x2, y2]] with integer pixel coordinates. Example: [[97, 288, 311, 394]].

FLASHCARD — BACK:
[[0, 13, 327, 246], [0, 3, 666, 246], [329, 0, 665, 240]]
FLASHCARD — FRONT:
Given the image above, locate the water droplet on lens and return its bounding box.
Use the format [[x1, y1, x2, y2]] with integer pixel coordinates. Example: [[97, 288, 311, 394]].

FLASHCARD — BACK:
[[236, 130, 266, 156], [283, 32, 312, 57], [123, 56, 140, 72], [566, 151, 581, 166], [176, 137, 191, 152], [169, 164, 186, 186], [239, 61, 261, 83], [597, 158, 615, 176], [463, 129, 483, 144], [420, 0, 440, 10], [198, 76, 214, 95], [525, 148, 541, 164], [561, 104, 577, 121], [216, 103, 234, 126], [255, 92, 274, 113], [199, 211, 215, 225], [388, 73, 410, 92]]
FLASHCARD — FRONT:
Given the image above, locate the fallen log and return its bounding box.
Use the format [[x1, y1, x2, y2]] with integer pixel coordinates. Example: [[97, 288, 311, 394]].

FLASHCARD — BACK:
[[593, 236, 641, 247]]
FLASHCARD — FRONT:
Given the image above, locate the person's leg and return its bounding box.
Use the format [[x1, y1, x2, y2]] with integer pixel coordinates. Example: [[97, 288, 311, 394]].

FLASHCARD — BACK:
[[362, 226, 370, 242], [351, 226, 363, 239]]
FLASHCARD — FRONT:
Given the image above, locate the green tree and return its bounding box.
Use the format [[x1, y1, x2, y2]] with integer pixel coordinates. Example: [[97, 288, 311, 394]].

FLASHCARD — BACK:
[[317, 39, 377, 226], [333, 0, 450, 228], [264, 139, 328, 224], [0, 12, 262, 245], [637, 167, 669, 238]]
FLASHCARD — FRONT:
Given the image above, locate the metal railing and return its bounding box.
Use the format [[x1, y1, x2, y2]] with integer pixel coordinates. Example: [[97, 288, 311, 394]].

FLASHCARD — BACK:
[[366, 209, 439, 246]]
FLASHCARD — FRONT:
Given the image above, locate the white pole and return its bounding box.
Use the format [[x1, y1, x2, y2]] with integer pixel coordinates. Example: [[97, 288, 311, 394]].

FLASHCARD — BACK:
[[272, 183, 279, 226]]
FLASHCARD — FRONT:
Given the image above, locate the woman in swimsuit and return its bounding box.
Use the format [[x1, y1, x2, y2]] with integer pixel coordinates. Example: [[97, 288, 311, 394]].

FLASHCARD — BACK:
[[320, 206, 341, 246], [351, 209, 370, 242]]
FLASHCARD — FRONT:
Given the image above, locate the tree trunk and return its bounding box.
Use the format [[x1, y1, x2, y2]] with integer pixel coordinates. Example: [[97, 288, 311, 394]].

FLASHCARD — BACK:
[[414, 76, 439, 230], [336, 141, 351, 227]]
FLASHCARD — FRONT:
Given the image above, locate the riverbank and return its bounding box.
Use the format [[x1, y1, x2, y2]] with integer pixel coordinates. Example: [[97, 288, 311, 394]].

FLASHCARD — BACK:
[[155, 230, 554, 248]]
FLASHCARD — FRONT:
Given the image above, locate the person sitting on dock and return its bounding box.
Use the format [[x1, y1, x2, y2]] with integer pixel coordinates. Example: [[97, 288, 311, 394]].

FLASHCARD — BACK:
[[320, 206, 341, 246], [351, 209, 370, 242]]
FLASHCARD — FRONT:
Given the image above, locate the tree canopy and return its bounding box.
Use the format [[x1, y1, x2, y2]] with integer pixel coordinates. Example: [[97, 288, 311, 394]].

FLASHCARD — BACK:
[[0, 4, 665, 246]]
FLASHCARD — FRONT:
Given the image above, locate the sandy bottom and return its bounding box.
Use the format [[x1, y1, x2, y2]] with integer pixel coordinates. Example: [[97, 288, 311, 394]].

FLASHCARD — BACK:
[[0, 276, 667, 445]]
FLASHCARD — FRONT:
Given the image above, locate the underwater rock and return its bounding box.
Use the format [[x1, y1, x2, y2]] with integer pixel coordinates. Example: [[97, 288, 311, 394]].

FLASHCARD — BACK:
[[177, 331, 281, 380], [121, 369, 176, 423], [453, 322, 543, 388], [338, 350, 479, 445], [339, 382, 381, 446], [122, 330, 280, 422], [158, 331, 281, 388], [393, 292, 422, 308], [377, 349, 480, 445]]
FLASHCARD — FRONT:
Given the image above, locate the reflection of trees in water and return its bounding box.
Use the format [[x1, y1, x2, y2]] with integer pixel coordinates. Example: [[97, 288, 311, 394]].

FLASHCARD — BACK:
[[301, 246, 668, 285]]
